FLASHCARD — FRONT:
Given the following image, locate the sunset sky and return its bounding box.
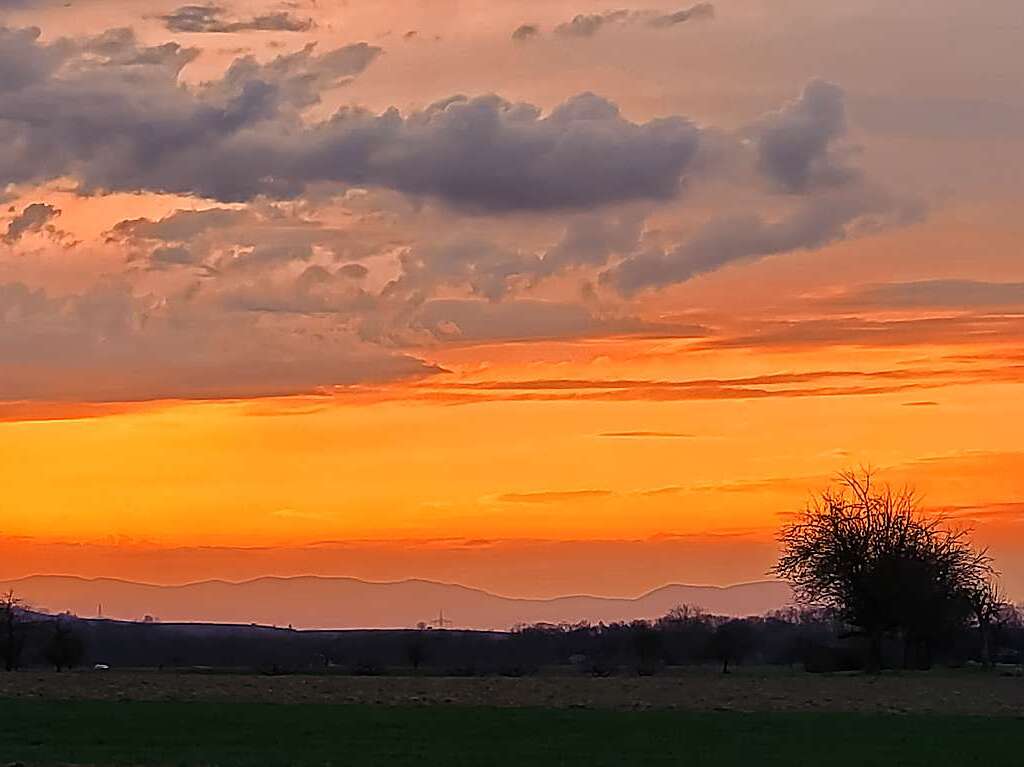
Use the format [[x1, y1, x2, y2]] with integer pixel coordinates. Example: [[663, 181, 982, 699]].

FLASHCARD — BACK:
[[1, 0, 1023, 600]]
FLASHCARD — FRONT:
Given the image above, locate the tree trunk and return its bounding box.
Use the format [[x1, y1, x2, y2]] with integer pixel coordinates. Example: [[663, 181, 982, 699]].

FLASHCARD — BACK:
[[980, 623, 992, 668], [866, 630, 883, 673]]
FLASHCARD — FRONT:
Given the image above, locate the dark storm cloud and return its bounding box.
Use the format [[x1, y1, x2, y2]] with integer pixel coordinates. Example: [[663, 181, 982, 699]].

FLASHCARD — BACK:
[[161, 4, 314, 34]]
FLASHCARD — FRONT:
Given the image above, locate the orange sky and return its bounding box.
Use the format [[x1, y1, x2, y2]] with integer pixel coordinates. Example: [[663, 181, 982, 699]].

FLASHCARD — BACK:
[[1, 0, 1023, 599]]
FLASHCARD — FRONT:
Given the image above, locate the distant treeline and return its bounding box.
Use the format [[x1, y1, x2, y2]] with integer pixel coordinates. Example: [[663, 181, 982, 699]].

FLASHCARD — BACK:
[[4, 603, 1023, 675]]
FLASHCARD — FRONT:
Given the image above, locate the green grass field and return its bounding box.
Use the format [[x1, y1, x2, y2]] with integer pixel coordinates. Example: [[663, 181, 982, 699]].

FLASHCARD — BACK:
[[2, 700, 1024, 766]]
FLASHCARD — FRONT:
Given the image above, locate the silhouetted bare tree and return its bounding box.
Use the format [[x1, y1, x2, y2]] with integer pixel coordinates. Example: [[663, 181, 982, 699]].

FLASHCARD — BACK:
[[966, 579, 1006, 668], [774, 470, 996, 671], [0, 590, 25, 671]]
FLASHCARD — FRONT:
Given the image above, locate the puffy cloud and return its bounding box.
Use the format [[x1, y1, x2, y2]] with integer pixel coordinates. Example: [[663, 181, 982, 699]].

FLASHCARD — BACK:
[[511, 24, 539, 42], [0, 27, 705, 210], [88, 65, 902, 308], [1, 25, 897, 230], [217, 266, 377, 315], [379, 210, 645, 303], [605, 186, 918, 294], [388, 238, 536, 302], [0, 22, 917, 405], [589, 80, 919, 295], [538, 211, 646, 276], [3, 201, 60, 243], [0, 25, 69, 91], [161, 4, 314, 34], [109, 200, 412, 282], [750, 79, 854, 193], [114, 207, 250, 247], [0, 27, 379, 192]]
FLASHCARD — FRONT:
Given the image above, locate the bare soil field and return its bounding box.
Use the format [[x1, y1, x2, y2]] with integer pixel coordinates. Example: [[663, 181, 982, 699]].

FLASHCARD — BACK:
[[3, 668, 1023, 716]]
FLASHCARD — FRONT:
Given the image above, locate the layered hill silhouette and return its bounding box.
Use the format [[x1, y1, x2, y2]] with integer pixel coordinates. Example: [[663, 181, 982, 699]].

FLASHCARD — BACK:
[[1, 575, 792, 630]]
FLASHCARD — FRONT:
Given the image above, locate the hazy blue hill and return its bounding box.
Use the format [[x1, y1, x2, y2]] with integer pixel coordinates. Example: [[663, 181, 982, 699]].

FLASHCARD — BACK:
[[1, 575, 791, 629]]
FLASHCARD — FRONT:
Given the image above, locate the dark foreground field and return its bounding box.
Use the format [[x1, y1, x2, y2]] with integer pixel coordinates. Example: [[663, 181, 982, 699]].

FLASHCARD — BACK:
[[3, 671, 1023, 765], [3, 668, 1024, 714], [4, 700, 1024, 767]]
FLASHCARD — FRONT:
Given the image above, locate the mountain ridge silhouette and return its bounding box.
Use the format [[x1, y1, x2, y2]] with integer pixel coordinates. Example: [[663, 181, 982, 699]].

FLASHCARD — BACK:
[[1, 574, 792, 630]]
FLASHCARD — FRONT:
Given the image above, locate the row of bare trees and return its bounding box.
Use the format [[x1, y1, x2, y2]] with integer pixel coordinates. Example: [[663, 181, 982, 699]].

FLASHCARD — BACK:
[[774, 470, 1007, 671], [0, 470, 1014, 675], [0, 591, 85, 671]]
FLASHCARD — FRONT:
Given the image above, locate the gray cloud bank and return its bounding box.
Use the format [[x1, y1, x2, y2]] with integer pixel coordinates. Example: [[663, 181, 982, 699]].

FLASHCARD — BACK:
[[603, 80, 918, 293], [0, 24, 876, 224], [0, 23, 917, 403], [0, 279, 435, 402], [834, 280, 1024, 310], [0, 26, 702, 211]]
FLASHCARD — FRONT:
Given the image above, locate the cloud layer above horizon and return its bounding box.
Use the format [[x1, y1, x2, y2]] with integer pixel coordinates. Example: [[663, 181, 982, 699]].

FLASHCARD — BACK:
[[0, 0, 1018, 405]]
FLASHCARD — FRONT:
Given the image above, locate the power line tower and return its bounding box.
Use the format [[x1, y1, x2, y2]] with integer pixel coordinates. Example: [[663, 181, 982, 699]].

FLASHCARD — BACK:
[[431, 609, 452, 629]]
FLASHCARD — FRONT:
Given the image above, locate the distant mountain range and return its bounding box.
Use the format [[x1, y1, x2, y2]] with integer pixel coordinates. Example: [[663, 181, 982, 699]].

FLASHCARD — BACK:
[[1, 575, 792, 631]]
